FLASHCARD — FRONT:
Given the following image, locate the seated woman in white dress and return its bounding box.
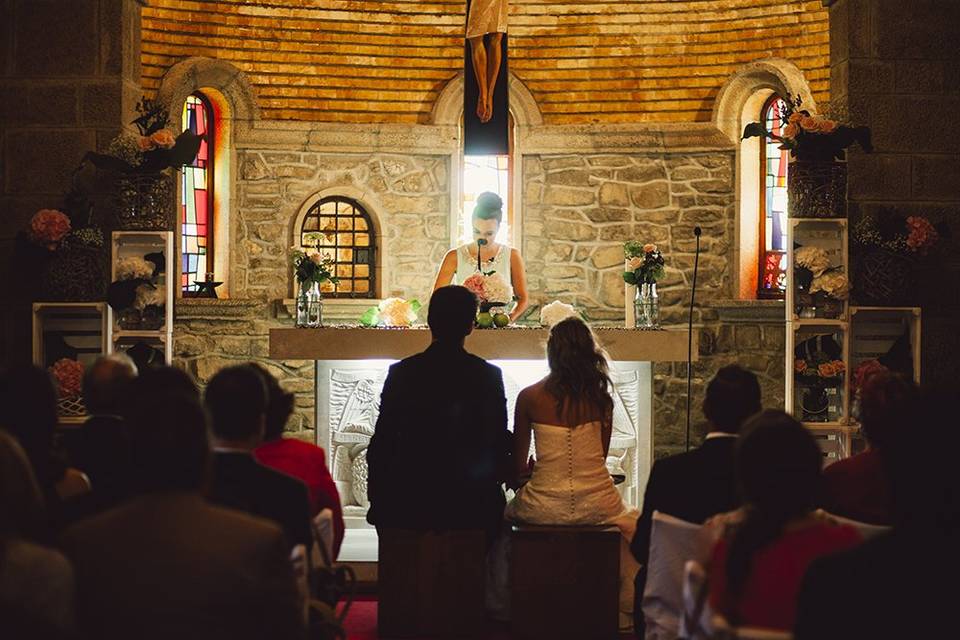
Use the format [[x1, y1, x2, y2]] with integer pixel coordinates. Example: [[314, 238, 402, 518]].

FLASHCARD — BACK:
[[432, 191, 529, 322], [505, 317, 640, 628]]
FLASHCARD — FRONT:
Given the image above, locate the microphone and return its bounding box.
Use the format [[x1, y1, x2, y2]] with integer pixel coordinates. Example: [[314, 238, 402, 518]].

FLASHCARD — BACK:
[[477, 238, 487, 272], [686, 226, 703, 452]]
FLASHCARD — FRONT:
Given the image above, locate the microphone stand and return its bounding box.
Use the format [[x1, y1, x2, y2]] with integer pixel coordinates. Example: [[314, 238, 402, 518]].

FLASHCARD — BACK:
[[477, 238, 486, 273], [686, 226, 702, 452]]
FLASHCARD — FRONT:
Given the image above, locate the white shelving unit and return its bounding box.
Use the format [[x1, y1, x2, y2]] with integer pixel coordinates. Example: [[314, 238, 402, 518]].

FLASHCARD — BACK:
[[785, 218, 854, 461], [108, 231, 174, 364], [32, 302, 111, 425]]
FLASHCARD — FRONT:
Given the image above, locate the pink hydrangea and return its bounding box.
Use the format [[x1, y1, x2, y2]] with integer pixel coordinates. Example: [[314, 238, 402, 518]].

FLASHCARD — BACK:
[[30, 209, 71, 249], [906, 216, 938, 254], [49, 358, 84, 398]]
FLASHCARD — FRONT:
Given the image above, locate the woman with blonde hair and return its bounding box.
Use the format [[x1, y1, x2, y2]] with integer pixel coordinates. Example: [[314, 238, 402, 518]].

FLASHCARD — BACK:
[[0, 430, 75, 637]]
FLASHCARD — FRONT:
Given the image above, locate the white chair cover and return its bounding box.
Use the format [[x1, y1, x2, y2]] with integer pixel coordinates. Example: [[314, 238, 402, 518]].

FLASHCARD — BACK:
[[679, 560, 714, 640], [311, 508, 336, 569], [642, 511, 713, 640], [289, 543, 309, 624]]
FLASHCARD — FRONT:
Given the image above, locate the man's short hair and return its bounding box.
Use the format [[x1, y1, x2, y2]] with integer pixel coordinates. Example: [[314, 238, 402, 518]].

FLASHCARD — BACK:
[[127, 385, 209, 492], [427, 286, 477, 341], [82, 354, 137, 414], [702, 365, 762, 434], [248, 363, 294, 442], [204, 365, 268, 441]]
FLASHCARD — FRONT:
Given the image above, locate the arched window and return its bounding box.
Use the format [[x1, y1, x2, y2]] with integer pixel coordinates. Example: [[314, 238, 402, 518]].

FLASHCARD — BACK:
[[758, 95, 788, 298], [180, 93, 214, 294], [461, 112, 515, 246], [299, 197, 376, 298]]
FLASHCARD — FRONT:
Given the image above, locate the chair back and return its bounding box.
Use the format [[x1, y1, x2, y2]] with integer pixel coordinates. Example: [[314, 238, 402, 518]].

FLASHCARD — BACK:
[[820, 510, 891, 540], [642, 511, 711, 639], [312, 508, 336, 569], [679, 560, 714, 640]]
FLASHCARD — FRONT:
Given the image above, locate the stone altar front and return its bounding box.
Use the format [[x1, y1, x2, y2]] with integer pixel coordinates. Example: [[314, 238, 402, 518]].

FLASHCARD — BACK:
[[269, 326, 696, 561]]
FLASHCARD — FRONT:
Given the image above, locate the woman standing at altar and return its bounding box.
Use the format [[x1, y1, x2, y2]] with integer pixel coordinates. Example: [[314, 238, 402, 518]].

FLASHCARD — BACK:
[[433, 191, 529, 322]]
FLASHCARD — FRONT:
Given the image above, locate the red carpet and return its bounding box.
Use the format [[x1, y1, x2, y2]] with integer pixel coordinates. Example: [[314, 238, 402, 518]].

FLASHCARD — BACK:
[[339, 599, 634, 639]]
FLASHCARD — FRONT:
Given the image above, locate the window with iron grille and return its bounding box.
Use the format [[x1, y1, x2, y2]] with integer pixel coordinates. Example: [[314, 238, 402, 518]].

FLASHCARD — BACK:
[[299, 197, 376, 298]]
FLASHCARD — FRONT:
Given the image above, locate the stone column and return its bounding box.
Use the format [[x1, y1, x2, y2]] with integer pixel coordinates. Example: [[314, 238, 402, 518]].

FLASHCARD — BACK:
[[0, 0, 143, 362], [825, 0, 960, 391]]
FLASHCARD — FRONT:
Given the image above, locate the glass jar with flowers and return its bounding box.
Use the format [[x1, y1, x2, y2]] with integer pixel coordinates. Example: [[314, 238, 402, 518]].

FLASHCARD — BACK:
[[742, 95, 872, 218], [852, 213, 949, 306], [291, 248, 338, 328], [623, 241, 665, 330]]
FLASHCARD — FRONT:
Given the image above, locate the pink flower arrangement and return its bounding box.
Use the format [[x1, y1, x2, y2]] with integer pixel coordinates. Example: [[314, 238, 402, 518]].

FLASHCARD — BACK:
[[49, 358, 84, 398], [149, 129, 176, 149], [30, 209, 72, 249], [906, 216, 939, 254], [463, 273, 513, 304]]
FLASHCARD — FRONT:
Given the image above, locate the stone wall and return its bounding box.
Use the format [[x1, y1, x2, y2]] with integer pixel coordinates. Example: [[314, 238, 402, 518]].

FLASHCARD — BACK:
[[827, 0, 960, 392], [0, 0, 143, 363], [232, 150, 451, 300]]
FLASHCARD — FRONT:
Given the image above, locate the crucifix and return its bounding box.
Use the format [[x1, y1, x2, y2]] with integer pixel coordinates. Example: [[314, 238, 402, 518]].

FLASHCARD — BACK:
[[463, 0, 509, 155]]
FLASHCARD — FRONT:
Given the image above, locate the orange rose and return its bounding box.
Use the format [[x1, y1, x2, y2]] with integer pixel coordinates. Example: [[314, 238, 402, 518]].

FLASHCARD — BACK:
[[643, 243, 657, 254], [820, 119, 839, 134], [782, 122, 800, 139], [795, 359, 807, 374], [137, 136, 156, 151], [788, 112, 803, 124], [627, 256, 643, 270], [818, 363, 836, 378], [800, 116, 819, 132], [149, 129, 176, 149], [831, 360, 846, 375]]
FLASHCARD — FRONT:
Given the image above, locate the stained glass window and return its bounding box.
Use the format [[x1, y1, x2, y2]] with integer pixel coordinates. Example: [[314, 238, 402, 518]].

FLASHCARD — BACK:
[[462, 155, 510, 246], [759, 95, 788, 298], [181, 93, 214, 294], [299, 197, 376, 297]]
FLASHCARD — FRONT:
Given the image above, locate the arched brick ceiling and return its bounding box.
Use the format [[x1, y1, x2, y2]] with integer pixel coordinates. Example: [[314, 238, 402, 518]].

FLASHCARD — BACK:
[[141, 0, 828, 124]]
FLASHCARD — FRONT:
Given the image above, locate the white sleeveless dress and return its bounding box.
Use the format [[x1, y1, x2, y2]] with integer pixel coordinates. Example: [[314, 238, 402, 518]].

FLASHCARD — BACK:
[[497, 422, 640, 629], [453, 243, 512, 287]]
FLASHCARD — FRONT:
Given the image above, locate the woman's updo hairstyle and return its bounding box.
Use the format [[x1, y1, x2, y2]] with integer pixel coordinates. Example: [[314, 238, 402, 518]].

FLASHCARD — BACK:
[[473, 191, 503, 223]]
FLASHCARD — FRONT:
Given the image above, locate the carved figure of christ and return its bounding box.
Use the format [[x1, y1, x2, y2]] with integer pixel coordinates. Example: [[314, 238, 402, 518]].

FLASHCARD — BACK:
[[466, 0, 508, 123]]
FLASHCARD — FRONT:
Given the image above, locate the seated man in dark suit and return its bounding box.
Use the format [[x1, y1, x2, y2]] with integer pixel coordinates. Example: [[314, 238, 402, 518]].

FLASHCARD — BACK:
[[366, 285, 512, 538], [796, 390, 955, 640], [205, 365, 312, 552], [631, 365, 762, 636], [75, 354, 138, 512], [62, 382, 304, 640]]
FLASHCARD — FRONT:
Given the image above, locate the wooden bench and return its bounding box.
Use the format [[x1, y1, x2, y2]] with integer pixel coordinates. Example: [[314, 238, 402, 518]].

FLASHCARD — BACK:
[[510, 524, 621, 640], [377, 528, 486, 638]]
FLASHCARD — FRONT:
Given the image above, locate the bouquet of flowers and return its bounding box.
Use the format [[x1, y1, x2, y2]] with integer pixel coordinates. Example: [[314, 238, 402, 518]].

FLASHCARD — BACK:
[[463, 272, 514, 308], [795, 357, 846, 384], [359, 297, 421, 328], [29, 209, 72, 250], [539, 300, 580, 328], [107, 252, 165, 330], [853, 213, 947, 256], [291, 248, 338, 287], [49, 358, 84, 398], [83, 98, 202, 174], [622, 241, 665, 285], [741, 94, 872, 162]]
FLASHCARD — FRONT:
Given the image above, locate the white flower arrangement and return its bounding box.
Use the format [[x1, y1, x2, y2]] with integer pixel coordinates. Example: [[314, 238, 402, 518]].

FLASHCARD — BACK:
[[539, 300, 579, 328], [810, 270, 850, 300], [359, 297, 422, 327], [115, 256, 154, 281], [794, 246, 831, 277], [134, 283, 165, 310]]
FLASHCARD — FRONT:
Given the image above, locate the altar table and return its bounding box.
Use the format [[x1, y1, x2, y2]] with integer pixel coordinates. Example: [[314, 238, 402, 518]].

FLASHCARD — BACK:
[[269, 326, 697, 561]]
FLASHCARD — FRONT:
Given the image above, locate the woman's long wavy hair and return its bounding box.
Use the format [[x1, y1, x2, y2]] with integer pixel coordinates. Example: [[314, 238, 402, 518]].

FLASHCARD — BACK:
[[726, 410, 823, 604], [544, 317, 613, 424]]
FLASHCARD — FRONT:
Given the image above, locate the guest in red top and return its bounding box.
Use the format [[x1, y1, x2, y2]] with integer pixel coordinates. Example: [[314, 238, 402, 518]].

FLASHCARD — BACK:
[[251, 364, 344, 559], [709, 411, 861, 631], [821, 372, 917, 525]]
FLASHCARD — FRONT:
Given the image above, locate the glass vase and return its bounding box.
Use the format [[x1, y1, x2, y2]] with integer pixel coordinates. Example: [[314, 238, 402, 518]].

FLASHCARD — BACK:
[[296, 281, 323, 328], [634, 282, 660, 330]]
